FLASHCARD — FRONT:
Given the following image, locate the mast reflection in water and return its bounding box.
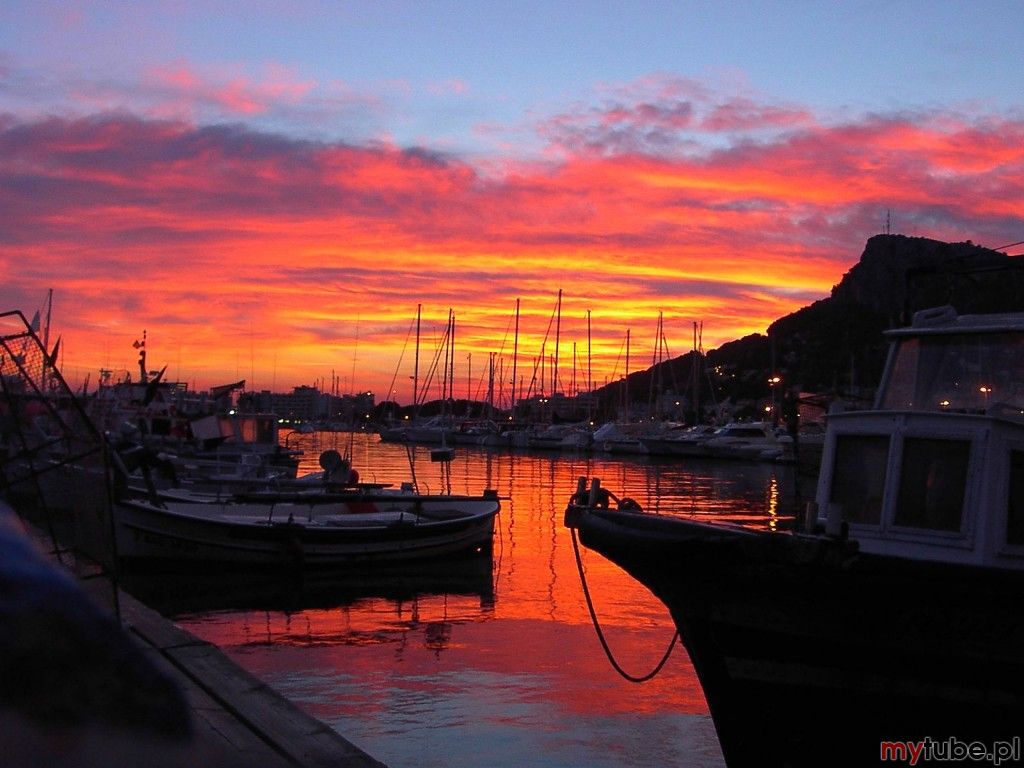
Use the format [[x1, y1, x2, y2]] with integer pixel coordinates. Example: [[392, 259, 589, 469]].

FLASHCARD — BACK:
[[153, 433, 810, 768]]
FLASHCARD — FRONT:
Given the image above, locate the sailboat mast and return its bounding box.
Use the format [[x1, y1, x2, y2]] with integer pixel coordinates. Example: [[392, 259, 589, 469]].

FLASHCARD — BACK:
[[448, 310, 455, 406], [624, 328, 630, 419], [442, 309, 451, 403], [553, 289, 562, 395], [413, 304, 421, 407], [539, 343, 545, 398], [648, 313, 657, 417], [488, 352, 495, 417], [572, 342, 577, 399], [511, 298, 520, 412], [587, 309, 593, 420], [693, 321, 699, 424]]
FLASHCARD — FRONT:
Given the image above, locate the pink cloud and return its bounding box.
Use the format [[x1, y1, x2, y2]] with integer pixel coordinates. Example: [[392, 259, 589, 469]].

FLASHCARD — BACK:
[[1, 105, 1021, 395], [145, 61, 315, 117], [538, 77, 818, 156], [701, 97, 814, 132]]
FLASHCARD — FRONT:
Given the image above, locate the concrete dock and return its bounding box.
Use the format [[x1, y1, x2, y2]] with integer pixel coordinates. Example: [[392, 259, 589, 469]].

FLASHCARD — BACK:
[[4, 510, 387, 768], [119, 588, 387, 768]]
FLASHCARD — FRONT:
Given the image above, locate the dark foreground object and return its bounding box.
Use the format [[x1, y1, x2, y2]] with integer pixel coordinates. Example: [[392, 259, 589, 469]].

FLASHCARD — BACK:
[[0, 502, 387, 767], [566, 503, 1024, 768]]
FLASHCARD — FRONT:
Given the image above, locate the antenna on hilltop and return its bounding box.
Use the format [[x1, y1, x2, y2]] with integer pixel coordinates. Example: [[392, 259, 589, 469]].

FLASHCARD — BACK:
[[885, 209, 892, 235]]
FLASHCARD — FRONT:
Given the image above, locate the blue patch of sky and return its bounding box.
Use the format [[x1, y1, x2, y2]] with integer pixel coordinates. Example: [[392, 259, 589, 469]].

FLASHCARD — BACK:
[[2, 0, 1023, 157]]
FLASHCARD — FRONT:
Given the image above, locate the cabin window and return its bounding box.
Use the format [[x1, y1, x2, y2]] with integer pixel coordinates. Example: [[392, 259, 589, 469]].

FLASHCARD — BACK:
[[894, 438, 969, 532], [880, 332, 1024, 413], [1008, 450, 1024, 545], [829, 435, 889, 525]]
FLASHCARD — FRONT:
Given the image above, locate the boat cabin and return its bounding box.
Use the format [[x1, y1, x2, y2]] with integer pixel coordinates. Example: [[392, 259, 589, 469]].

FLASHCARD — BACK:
[[815, 305, 1024, 570]]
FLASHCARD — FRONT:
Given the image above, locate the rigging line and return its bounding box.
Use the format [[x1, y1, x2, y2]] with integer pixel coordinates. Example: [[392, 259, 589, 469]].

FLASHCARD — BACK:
[[385, 315, 416, 408], [418, 317, 451, 405], [570, 526, 679, 683]]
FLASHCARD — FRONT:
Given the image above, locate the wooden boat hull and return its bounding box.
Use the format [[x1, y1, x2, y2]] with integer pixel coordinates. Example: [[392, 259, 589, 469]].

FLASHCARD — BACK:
[[566, 505, 1024, 768], [117, 496, 499, 567]]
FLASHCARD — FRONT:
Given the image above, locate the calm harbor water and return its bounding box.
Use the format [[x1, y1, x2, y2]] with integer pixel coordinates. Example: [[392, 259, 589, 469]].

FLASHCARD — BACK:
[[160, 432, 814, 768]]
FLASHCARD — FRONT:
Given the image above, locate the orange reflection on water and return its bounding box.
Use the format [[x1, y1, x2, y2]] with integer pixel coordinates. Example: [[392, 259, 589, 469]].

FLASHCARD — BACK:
[[170, 434, 805, 766]]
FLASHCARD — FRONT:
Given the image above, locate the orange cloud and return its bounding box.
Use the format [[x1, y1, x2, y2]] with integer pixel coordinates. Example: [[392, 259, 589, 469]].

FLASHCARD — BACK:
[[1, 105, 1021, 401]]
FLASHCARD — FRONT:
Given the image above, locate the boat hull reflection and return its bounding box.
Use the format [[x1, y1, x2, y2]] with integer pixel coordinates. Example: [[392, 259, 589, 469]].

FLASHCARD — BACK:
[[121, 552, 495, 618]]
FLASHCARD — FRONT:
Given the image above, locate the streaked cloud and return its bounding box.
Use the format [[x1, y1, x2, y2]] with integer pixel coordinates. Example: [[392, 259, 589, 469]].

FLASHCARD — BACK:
[[1, 75, 1022, 399]]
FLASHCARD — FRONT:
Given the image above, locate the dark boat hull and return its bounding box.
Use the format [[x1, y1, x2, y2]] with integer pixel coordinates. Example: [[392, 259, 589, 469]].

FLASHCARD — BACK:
[[567, 507, 1024, 767], [117, 497, 499, 567]]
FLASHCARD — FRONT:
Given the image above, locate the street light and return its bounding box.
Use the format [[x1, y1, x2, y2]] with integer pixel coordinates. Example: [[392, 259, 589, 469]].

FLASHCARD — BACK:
[[768, 376, 782, 426]]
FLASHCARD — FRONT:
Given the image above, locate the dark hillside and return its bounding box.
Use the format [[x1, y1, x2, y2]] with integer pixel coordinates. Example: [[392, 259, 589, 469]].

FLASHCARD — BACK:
[[595, 234, 1023, 420]]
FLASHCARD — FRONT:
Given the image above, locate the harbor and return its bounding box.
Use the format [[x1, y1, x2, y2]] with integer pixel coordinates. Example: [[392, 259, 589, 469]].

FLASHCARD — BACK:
[[5, 236, 1024, 766], [0, 304, 801, 767], [2, 406, 806, 767], [6, 4, 1024, 765], [131, 434, 806, 768]]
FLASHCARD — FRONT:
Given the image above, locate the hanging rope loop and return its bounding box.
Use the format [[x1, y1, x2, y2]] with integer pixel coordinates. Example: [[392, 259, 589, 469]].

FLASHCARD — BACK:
[[570, 526, 678, 683]]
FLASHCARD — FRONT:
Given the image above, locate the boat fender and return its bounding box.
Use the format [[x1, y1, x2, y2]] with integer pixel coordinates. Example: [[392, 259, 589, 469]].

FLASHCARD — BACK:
[[617, 497, 642, 513]]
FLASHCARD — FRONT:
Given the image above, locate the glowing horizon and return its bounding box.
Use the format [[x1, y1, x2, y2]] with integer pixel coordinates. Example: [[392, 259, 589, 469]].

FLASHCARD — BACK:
[[2, 4, 1023, 404]]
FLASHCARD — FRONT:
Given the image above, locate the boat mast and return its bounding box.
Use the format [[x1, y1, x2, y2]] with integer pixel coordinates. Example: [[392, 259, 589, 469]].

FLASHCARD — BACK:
[[693, 321, 699, 424], [553, 288, 562, 396], [488, 352, 495, 418], [587, 309, 592, 420], [413, 304, 421, 408], [572, 342, 577, 401], [511, 298, 520, 413], [624, 328, 630, 420], [442, 309, 451, 405], [448, 309, 455, 410], [649, 312, 661, 418]]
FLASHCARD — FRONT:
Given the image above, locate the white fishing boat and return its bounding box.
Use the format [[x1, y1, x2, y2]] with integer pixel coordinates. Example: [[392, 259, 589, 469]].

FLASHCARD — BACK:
[[116, 487, 500, 567]]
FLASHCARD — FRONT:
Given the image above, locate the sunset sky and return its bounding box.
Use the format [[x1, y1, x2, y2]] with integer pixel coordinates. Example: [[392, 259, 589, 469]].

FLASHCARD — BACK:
[[2, 1, 1023, 404]]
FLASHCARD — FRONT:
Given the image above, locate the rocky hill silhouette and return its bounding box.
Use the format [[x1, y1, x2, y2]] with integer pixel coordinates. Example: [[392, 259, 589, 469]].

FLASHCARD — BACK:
[[602, 234, 1023, 419]]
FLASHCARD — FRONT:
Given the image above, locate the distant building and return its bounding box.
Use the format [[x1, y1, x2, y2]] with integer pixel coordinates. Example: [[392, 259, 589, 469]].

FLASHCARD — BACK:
[[239, 386, 375, 425]]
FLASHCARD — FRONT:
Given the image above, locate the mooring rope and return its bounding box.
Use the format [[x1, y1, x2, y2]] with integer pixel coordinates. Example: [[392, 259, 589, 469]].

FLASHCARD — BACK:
[[570, 526, 679, 683]]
